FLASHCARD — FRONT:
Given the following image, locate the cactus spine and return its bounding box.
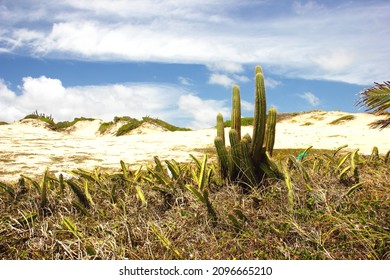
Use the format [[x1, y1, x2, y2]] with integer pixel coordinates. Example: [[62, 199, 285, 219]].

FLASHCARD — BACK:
[[214, 65, 280, 186]]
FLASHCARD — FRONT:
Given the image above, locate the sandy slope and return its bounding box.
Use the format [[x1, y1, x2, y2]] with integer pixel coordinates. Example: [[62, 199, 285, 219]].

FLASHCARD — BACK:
[[0, 111, 389, 183]]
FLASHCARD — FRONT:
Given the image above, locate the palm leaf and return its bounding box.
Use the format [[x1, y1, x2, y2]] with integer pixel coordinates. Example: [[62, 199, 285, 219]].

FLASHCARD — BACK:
[[356, 81, 390, 129]]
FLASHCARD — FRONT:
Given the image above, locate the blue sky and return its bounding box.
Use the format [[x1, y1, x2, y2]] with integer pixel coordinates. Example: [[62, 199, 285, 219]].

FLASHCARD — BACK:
[[0, 0, 389, 128]]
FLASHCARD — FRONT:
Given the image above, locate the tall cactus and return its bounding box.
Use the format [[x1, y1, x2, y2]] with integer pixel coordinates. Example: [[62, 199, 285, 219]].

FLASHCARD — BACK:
[[252, 67, 267, 169], [231, 85, 241, 140], [214, 65, 281, 187]]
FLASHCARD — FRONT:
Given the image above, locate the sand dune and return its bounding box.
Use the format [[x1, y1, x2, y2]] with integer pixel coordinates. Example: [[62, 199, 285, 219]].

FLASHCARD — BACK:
[[0, 111, 389, 183]]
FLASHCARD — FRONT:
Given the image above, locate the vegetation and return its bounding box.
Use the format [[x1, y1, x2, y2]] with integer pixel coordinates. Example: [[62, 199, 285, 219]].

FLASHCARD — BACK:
[[0, 146, 388, 260], [329, 115, 355, 125], [356, 81, 390, 129], [1, 68, 388, 261], [55, 117, 96, 131], [19, 111, 189, 135], [214, 66, 281, 188], [23, 110, 55, 128], [98, 121, 113, 134], [0, 121, 8, 125], [142, 116, 191, 132], [116, 118, 143, 136]]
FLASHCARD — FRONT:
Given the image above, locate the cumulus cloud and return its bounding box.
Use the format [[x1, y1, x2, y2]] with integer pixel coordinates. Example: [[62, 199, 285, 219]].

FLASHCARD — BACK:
[[206, 62, 244, 74], [299, 92, 320, 107], [208, 74, 235, 88], [178, 94, 229, 129], [0, 76, 230, 129], [0, 0, 389, 84]]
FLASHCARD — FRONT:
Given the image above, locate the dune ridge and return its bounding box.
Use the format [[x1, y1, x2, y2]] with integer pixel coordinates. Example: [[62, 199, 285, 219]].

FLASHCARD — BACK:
[[0, 111, 389, 182]]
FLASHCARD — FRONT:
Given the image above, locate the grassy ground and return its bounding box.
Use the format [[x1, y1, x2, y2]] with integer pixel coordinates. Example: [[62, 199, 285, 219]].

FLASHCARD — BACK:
[[0, 147, 388, 260]]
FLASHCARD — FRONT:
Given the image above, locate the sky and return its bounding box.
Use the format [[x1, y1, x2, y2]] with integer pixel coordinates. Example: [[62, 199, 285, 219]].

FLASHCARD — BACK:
[[0, 0, 389, 129]]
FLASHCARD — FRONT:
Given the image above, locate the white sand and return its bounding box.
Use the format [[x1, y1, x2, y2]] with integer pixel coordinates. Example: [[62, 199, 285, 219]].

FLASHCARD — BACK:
[[1, 111, 389, 183]]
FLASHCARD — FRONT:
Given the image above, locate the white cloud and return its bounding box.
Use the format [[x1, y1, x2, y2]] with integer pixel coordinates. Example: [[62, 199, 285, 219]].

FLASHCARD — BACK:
[[178, 76, 192, 86], [207, 61, 244, 74], [1, 0, 389, 84], [0, 76, 179, 123], [178, 94, 229, 129], [241, 100, 254, 112], [292, 1, 326, 15], [208, 74, 235, 88], [233, 74, 250, 83], [310, 49, 354, 72], [299, 92, 320, 107], [264, 77, 281, 89], [208, 73, 250, 88], [0, 76, 232, 129]]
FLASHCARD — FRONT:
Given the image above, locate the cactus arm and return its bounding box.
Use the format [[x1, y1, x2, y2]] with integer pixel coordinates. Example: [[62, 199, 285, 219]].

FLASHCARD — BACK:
[[231, 85, 241, 140], [216, 113, 225, 146], [264, 107, 277, 157], [251, 70, 267, 167], [214, 136, 230, 179], [229, 129, 241, 180], [241, 138, 258, 186]]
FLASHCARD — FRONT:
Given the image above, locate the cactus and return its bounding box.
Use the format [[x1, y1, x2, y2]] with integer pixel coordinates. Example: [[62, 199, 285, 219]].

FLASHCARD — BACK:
[[216, 113, 225, 145], [231, 85, 241, 140], [214, 65, 281, 187], [264, 107, 277, 157]]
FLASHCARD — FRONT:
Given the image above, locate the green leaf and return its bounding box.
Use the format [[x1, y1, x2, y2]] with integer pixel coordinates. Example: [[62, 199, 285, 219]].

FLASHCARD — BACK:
[[149, 223, 182, 259], [344, 182, 364, 197], [189, 154, 201, 170], [0, 181, 15, 197], [62, 217, 81, 238], [185, 184, 206, 204], [197, 155, 208, 191], [335, 152, 352, 174]]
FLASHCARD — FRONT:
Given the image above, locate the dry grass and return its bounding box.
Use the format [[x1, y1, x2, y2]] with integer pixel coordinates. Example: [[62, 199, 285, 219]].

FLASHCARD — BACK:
[[0, 148, 389, 260]]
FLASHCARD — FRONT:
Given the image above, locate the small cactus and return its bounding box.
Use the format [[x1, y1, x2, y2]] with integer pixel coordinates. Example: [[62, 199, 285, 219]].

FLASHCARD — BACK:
[[214, 65, 281, 187]]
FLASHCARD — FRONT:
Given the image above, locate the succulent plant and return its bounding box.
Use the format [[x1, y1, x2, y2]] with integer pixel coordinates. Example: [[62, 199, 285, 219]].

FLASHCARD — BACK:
[[214, 65, 281, 187]]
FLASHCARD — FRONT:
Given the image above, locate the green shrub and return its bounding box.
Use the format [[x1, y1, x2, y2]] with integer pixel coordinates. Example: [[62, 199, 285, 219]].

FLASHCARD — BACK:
[[116, 119, 142, 136], [98, 122, 113, 134], [54, 117, 96, 131], [329, 115, 355, 125], [142, 116, 191, 131]]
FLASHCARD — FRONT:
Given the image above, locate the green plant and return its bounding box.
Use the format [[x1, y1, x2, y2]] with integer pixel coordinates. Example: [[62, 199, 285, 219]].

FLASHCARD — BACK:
[[329, 115, 355, 125], [23, 110, 55, 127], [54, 117, 95, 131], [356, 81, 390, 129], [214, 65, 282, 187]]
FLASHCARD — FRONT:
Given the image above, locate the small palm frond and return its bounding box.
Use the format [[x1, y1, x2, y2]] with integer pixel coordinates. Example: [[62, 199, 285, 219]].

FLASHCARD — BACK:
[[356, 81, 390, 129], [356, 81, 390, 113], [368, 117, 390, 129]]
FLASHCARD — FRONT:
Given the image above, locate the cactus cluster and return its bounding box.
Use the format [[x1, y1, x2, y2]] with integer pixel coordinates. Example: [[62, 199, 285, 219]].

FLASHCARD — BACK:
[[214, 65, 281, 186]]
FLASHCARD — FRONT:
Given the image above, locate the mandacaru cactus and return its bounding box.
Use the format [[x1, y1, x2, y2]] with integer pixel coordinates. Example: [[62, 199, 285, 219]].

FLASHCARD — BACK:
[[214, 65, 282, 187]]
